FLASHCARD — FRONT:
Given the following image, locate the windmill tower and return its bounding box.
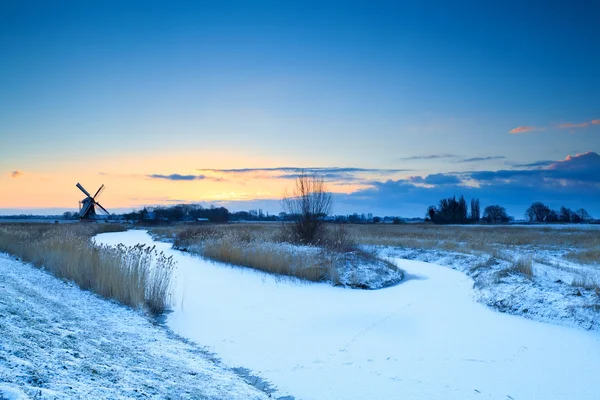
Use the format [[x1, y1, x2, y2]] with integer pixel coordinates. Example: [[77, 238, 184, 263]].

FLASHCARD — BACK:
[[76, 183, 109, 220]]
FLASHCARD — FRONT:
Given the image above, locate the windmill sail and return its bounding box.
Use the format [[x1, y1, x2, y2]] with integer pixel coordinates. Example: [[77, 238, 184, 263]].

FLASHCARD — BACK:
[[76, 182, 108, 220]]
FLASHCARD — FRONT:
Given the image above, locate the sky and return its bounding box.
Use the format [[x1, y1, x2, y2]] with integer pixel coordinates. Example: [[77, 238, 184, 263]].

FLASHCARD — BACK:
[[1, 1, 599, 218]]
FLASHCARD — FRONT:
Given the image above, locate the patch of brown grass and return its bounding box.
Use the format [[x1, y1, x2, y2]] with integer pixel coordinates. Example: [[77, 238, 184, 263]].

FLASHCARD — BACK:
[[571, 274, 600, 292], [0, 223, 173, 315], [565, 249, 600, 265], [156, 223, 397, 286]]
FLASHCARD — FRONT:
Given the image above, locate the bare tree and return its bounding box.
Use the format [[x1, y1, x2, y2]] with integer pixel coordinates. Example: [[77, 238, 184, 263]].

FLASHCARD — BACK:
[[482, 205, 510, 223], [575, 208, 592, 222], [470, 198, 480, 222], [281, 173, 332, 244], [525, 202, 551, 222]]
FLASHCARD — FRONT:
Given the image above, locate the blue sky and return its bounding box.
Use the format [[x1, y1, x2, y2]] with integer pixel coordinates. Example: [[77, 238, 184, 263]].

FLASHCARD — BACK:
[[0, 1, 599, 217]]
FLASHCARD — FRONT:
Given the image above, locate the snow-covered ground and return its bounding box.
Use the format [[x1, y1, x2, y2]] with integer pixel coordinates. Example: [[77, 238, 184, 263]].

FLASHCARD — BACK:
[[0, 253, 269, 400], [96, 230, 600, 400], [378, 246, 600, 331]]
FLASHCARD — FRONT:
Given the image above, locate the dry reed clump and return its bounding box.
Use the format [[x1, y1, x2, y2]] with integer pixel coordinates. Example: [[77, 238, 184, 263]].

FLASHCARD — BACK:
[[173, 225, 339, 283], [165, 223, 399, 287], [349, 224, 600, 254], [565, 249, 600, 265], [0, 223, 173, 315], [513, 257, 533, 278], [571, 274, 600, 293], [494, 257, 533, 282]]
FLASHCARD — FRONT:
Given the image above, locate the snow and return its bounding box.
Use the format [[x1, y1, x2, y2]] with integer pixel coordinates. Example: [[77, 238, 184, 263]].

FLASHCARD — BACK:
[[0, 253, 269, 400], [0, 384, 29, 400], [379, 247, 600, 331], [96, 230, 600, 400]]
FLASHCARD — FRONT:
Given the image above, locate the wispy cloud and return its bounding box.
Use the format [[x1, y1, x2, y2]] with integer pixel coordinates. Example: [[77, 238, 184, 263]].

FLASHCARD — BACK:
[[459, 156, 506, 163], [512, 160, 555, 168], [397, 154, 458, 161], [509, 126, 538, 134], [557, 122, 589, 129], [10, 170, 22, 178], [148, 174, 208, 181], [196, 167, 409, 174], [510, 119, 599, 134]]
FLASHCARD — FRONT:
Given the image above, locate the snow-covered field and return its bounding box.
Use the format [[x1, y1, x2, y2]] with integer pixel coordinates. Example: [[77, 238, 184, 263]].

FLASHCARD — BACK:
[[96, 230, 600, 400], [379, 246, 600, 331], [0, 252, 269, 400]]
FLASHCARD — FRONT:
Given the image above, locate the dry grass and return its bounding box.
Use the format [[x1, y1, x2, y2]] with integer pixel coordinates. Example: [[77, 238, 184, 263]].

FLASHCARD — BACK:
[[565, 249, 600, 265], [513, 257, 533, 279], [202, 241, 337, 283], [350, 224, 600, 252], [0, 223, 174, 315], [571, 274, 600, 293], [168, 224, 341, 283], [151, 223, 399, 286]]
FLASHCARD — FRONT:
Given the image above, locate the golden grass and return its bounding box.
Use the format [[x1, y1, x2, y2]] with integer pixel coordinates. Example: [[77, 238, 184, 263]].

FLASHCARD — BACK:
[[571, 274, 600, 293], [202, 241, 337, 283], [0, 223, 174, 315], [565, 249, 600, 265], [151, 223, 401, 286], [513, 257, 533, 279], [350, 224, 600, 251]]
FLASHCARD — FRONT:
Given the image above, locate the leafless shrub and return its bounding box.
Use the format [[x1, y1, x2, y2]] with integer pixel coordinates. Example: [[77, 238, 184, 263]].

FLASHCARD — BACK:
[[281, 173, 332, 245]]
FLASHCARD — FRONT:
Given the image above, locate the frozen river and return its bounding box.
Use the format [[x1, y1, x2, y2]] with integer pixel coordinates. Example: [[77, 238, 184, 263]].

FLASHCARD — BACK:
[[95, 230, 600, 400]]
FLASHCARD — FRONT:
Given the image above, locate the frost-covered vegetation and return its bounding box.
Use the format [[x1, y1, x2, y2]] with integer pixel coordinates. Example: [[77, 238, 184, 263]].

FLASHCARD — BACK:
[[151, 224, 404, 289], [0, 223, 173, 314], [0, 253, 269, 400], [353, 223, 600, 330]]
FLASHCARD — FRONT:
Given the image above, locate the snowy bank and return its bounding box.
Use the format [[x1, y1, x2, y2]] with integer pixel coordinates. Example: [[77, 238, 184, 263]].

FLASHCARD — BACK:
[[96, 230, 600, 400], [0, 253, 269, 400]]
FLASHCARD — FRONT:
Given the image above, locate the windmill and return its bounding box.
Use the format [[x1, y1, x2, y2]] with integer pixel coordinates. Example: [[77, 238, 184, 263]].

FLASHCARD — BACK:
[[76, 182, 109, 220]]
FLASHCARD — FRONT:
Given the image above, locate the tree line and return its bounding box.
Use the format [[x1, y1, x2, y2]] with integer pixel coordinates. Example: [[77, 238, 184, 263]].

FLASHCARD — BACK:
[[426, 196, 593, 225]]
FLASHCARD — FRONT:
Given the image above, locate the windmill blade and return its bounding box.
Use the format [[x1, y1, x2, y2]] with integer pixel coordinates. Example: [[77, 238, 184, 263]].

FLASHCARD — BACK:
[[79, 200, 93, 218], [96, 202, 110, 215], [76, 183, 92, 198], [93, 184, 105, 200]]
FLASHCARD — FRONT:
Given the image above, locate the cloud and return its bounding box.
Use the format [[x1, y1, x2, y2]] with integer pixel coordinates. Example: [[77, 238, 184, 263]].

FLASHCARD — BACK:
[[148, 174, 207, 181], [509, 126, 538, 134], [10, 170, 23, 178], [397, 154, 458, 161], [196, 167, 409, 174], [459, 156, 506, 163], [557, 122, 589, 129], [512, 160, 555, 168], [194, 166, 410, 185], [510, 119, 599, 134], [332, 152, 600, 217], [409, 173, 461, 185]]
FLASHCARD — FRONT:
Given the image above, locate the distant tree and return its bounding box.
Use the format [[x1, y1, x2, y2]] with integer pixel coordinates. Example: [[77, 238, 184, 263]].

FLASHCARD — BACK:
[[546, 209, 559, 223], [482, 205, 510, 224], [575, 208, 592, 222], [392, 217, 403, 225], [470, 198, 481, 222], [63, 211, 78, 220], [559, 206, 573, 223], [372, 216, 382, 223], [426, 206, 436, 222], [281, 173, 332, 244], [430, 195, 469, 224], [525, 202, 551, 222]]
